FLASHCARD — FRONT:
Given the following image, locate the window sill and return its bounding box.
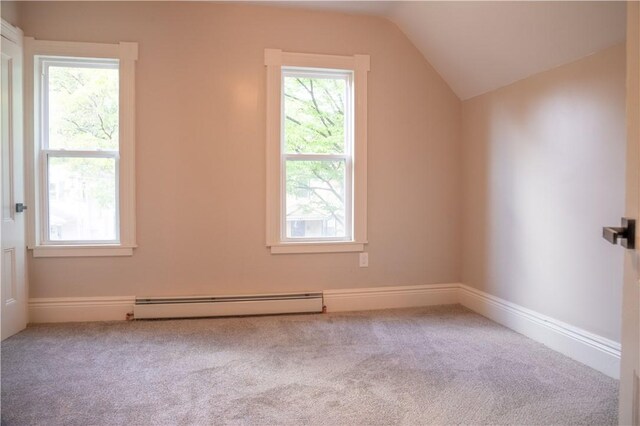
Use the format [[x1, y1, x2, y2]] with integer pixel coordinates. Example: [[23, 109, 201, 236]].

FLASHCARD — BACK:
[[269, 242, 365, 254], [31, 245, 136, 258]]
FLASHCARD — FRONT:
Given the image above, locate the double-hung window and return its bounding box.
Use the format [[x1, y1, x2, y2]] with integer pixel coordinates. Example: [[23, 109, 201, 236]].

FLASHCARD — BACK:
[[265, 49, 369, 254], [26, 39, 138, 257]]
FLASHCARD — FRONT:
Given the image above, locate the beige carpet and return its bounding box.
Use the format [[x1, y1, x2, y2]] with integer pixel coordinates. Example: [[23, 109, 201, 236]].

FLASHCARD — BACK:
[[1, 305, 618, 425]]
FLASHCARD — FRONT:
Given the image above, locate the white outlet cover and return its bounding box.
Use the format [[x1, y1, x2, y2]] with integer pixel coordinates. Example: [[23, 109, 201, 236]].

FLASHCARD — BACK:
[[359, 252, 369, 267]]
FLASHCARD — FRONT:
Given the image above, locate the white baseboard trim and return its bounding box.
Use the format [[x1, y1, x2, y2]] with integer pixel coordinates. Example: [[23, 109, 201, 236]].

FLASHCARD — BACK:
[[28, 285, 460, 323], [27, 284, 620, 379], [458, 284, 621, 379], [29, 296, 135, 323], [323, 283, 460, 312]]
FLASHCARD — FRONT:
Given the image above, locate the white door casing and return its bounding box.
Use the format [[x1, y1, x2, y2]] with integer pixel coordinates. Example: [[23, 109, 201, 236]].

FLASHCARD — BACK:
[[0, 20, 27, 340]]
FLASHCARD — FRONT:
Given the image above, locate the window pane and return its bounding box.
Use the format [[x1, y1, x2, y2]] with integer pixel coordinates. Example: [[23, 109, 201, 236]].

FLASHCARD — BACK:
[[48, 157, 117, 241], [285, 160, 347, 239], [47, 63, 119, 150], [283, 74, 347, 154]]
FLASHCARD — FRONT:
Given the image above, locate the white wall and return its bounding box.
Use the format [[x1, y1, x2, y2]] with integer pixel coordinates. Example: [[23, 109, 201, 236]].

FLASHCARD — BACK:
[[462, 44, 626, 342]]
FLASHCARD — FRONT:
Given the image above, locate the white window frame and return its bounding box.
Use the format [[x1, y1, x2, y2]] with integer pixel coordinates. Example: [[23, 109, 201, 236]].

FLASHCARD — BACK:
[[265, 49, 369, 254], [25, 38, 138, 257]]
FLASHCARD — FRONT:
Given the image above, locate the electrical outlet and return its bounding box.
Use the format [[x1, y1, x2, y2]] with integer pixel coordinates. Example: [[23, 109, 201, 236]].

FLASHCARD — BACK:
[[359, 252, 369, 267]]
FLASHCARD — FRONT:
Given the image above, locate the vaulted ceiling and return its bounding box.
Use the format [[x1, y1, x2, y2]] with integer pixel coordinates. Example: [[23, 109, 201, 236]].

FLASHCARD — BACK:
[[260, 1, 627, 100]]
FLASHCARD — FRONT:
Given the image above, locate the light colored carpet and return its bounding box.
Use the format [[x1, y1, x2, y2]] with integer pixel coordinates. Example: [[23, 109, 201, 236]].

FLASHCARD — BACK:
[[1, 305, 617, 425]]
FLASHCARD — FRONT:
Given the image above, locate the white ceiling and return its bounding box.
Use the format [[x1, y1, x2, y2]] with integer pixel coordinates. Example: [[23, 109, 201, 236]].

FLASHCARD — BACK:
[[255, 1, 627, 100]]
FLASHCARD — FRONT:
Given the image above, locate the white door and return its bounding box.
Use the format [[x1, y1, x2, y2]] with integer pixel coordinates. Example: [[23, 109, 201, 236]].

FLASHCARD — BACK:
[[619, 2, 640, 424], [0, 21, 26, 340]]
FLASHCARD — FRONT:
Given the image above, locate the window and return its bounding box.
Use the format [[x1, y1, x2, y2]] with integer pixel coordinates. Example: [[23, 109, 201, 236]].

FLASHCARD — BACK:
[[283, 69, 351, 241], [265, 49, 369, 254], [25, 39, 138, 257]]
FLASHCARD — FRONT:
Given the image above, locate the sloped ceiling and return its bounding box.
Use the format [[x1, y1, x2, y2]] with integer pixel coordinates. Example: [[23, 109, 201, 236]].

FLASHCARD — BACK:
[[260, 1, 627, 100]]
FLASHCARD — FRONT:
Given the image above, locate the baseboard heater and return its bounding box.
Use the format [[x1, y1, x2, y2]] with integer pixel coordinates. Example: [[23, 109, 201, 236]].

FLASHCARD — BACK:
[[133, 292, 324, 319]]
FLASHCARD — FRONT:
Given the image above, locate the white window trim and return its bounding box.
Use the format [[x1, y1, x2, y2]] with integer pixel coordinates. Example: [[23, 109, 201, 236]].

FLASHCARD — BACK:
[[24, 38, 138, 258], [264, 49, 369, 254]]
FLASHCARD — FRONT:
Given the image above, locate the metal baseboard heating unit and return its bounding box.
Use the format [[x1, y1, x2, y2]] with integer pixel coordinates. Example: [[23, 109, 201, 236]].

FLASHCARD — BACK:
[[133, 292, 324, 319]]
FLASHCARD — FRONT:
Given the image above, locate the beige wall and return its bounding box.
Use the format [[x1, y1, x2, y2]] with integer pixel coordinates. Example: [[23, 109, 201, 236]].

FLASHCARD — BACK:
[[19, 2, 462, 298], [1, 1, 20, 27], [462, 44, 626, 342]]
